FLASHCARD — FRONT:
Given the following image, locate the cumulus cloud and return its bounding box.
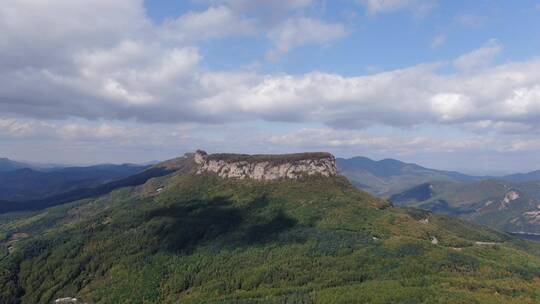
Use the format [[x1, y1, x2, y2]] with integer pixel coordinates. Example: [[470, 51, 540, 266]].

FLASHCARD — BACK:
[[430, 93, 473, 121], [202, 52, 540, 131], [266, 17, 348, 59], [2, 7, 540, 137], [1, 2, 540, 142], [0, 0, 149, 70]]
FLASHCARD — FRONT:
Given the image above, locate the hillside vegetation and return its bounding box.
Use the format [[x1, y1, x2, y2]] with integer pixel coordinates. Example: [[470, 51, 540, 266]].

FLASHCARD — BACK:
[[391, 180, 540, 234], [206, 152, 334, 164], [2, 157, 540, 303]]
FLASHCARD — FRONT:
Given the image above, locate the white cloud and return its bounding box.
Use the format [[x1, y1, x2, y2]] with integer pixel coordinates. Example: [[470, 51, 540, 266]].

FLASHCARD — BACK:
[[503, 85, 540, 117], [431, 34, 446, 49], [265, 128, 504, 155], [199, 0, 315, 25], [358, 0, 437, 15], [159, 6, 256, 43], [227, 0, 313, 12], [0, 0, 149, 70], [455, 13, 486, 27], [264, 127, 540, 167], [3, 0, 540, 172], [2, 25, 540, 135], [430, 93, 472, 121], [453, 39, 502, 71], [266, 17, 347, 59], [0, 117, 194, 145], [1, 3, 540, 142]]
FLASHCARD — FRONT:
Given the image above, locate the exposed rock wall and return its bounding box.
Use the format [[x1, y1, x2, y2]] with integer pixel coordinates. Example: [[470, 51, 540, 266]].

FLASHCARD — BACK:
[[194, 150, 337, 180]]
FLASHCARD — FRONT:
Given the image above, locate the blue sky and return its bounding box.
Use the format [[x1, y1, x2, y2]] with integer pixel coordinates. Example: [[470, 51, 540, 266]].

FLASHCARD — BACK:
[[1, 0, 540, 175], [145, 0, 540, 75]]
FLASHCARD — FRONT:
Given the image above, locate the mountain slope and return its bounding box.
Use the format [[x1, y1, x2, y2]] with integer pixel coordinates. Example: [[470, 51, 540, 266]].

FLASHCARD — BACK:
[[0, 159, 192, 214], [390, 180, 540, 234], [337, 156, 481, 197], [0, 164, 149, 202], [0, 158, 29, 172], [2, 153, 540, 303], [503, 170, 540, 182]]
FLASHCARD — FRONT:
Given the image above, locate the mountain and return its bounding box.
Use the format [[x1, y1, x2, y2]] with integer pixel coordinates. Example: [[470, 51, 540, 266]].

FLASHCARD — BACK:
[[0, 164, 150, 203], [0, 162, 186, 214], [0, 158, 30, 172], [390, 180, 540, 234], [2, 151, 540, 303], [502, 170, 540, 182], [337, 156, 481, 197]]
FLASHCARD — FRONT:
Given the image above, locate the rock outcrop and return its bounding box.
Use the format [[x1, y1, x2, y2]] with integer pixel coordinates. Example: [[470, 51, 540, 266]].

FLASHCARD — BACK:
[[193, 150, 337, 180]]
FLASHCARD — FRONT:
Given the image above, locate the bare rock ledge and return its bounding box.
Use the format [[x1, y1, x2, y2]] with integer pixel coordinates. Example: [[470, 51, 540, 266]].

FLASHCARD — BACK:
[[193, 150, 337, 181]]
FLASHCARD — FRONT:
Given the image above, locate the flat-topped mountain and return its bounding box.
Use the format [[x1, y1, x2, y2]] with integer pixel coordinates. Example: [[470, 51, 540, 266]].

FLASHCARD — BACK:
[[194, 150, 337, 180]]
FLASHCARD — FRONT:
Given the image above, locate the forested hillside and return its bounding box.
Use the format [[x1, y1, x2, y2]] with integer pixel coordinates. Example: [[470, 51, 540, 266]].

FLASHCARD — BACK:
[[2, 155, 540, 303]]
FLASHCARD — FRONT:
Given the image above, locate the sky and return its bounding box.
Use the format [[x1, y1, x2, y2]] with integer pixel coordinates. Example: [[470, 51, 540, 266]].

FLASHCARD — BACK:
[[1, 0, 540, 175]]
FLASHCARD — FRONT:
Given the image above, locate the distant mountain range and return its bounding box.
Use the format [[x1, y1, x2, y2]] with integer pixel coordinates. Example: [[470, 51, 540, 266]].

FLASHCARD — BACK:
[[390, 180, 540, 234], [338, 156, 540, 196], [0, 164, 150, 202], [0, 158, 31, 172], [338, 156, 540, 234], [336, 156, 484, 197], [6, 154, 540, 234], [503, 170, 540, 183], [0, 157, 157, 212]]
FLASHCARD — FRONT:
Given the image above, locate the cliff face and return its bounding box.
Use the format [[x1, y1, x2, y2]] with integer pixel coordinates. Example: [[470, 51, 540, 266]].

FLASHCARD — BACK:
[[194, 150, 337, 180]]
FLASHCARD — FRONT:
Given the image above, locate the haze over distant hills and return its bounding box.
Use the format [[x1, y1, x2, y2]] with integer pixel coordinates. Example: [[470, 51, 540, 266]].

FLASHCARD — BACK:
[[0, 158, 31, 172], [338, 156, 540, 196], [0, 164, 149, 202], [337, 156, 485, 197], [390, 180, 540, 234], [0, 157, 156, 213], [338, 155, 540, 234], [503, 171, 540, 183]]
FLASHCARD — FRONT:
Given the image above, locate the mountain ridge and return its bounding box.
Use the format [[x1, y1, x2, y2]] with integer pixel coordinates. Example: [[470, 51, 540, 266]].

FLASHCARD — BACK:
[[390, 179, 540, 234], [0, 158, 29, 172], [337, 156, 486, 197]]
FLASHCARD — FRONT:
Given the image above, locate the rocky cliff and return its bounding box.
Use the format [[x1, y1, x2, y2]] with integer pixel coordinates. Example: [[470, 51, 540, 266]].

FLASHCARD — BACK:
[[193, 150, 337, 180]]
